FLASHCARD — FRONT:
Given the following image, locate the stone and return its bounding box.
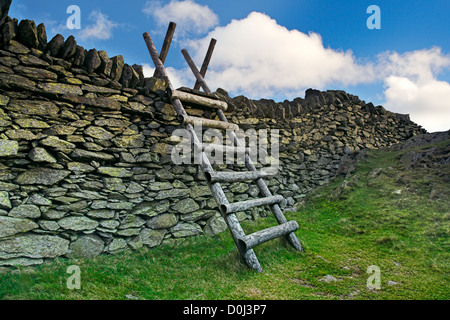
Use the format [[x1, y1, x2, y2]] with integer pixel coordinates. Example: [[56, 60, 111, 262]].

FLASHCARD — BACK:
[[8, 204, 40, 219], [204, 214, 228, 237], [66, 234, 104, 259], [0, 73, 36, 91], [72, 45, 85, 67], [131, 200, 170, 217], [0, 234, 69, 259], [146, 213, 178, 229], [61, 94, 122, 111], [318, 275, 340, 283], [38, 220, 60, 231], [155, 188, 190, 200], [71, 149, 115, 161], [37, 23, 47, 50], [119, 215, 146, 229], [15, 118, 50, 129], [15, 168, 70, 185], [28, 147, 57, 163], [0, 1, 12, 26], [125, 181, 144, 194], [180, 209, 216, 222], [140, 228, 166, 247], [87, 209, 115, 219], [40, 136, 76, 152], [106, 202, 133, 210], [5, 129, 36, 141], [103, 177, 126, 192], [98, 167, 132, 178], [155, 168, 174, 180], [45, 34, 65, 56], [172, 198, 199, 214], [0, 140, 18, 157], [107, 238, 127, 253], [67, 162, 95, 173], [6, 99, 59, 117], [2, 18, 16, 44], [18, 54, 49, 67], [36, 82, 82, 95], [229, 182, 249, 193], [170, 222, 203, 238], [97, 50, 112, 76], [0, 216, 38, 239], [58, 216, 99, 231], [148, 181, 172, 191], [85, 49, 101, 73], [14, 65, 58, 81], [189, 185, 211, 198], [110, 55, 124, 81], [6, 40, 29, 54], [84, 126, 114, 140], [0, 257, 43, 267], [18, 19, 38, 48], [28, 194, 52, 206], [60, 35, 76, 59], [112, 134, 145, 148], [45, 125, 77, 136]]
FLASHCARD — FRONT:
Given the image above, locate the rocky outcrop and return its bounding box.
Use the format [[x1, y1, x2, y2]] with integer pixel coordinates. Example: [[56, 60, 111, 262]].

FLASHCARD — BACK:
[[0, 3, 426, 266]]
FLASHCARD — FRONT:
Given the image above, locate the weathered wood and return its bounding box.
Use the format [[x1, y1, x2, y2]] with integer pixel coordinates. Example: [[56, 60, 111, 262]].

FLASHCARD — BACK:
[[177, 87, 221, 100], [194, 38, 217, 90], [153, 22, 176, 77], [181, 48, 303, 252], [238, 221, 299, 252], [143, 30, 264, 272], [169, 89, 228, 111], [202, 143, 249, 155], [220, 195, 285, 215], [179, 115, 239, 131], [205, 170, 276, 183]]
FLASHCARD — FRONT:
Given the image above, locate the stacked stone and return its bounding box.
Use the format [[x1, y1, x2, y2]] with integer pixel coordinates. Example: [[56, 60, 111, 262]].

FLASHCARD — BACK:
[[0, 9, 426, 267]]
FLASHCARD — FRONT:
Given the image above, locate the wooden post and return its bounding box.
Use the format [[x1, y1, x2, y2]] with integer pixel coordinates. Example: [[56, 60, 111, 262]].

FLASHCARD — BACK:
[[238, 221, 299, 252], [169, 89, 228, 111], [194, 38, 217, 90], [220, 195, 285, 215], [179, 115, 239, 131], [153, 22, 176, 77], [205, 170, 274, 183]]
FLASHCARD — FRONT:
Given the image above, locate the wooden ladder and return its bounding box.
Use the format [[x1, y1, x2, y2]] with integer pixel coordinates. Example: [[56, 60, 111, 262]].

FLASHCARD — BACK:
[[143, 26, 303, 272]]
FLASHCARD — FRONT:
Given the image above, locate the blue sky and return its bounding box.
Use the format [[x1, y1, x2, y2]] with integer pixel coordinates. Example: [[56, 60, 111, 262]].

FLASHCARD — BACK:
[[8, 0, 450, 132]]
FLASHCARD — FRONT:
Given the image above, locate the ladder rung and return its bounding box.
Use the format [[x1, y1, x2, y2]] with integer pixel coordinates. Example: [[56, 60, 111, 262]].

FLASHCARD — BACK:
[[237, 220, 299, 252], [177, 87, 221, 100], [220, 195, 284, 215], [169, 89, 228, 111], [202, 143, 249, 155], [205, 169, 277, 183], [180, 115, 239, 131]]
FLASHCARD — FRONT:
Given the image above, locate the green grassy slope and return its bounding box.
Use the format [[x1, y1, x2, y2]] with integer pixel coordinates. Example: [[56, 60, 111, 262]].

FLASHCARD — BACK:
[[1, 133, 448, 300]]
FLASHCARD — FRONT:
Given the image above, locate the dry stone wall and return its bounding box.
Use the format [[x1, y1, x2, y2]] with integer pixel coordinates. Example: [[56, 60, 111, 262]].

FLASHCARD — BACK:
[[0, 8, 426, 266]]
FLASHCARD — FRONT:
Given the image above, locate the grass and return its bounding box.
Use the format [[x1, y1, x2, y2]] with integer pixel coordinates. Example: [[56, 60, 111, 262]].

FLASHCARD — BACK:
[[0, 140, 449, 300]]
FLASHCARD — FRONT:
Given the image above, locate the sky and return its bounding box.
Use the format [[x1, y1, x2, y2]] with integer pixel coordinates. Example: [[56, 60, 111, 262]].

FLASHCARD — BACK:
[[8, 0, 450, 132]]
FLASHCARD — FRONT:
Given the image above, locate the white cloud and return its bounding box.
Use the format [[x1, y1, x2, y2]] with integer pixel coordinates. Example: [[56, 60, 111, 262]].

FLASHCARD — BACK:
[[378, 48, 450, 132], [79, 11, 118, 41], [143, 0, 219, 35], [384, 76, 450, 132], [142, 63, 193, 89], [186, 12, 373, 98]]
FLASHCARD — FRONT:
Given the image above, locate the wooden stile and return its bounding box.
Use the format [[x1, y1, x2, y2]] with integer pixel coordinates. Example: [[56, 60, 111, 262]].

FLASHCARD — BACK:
[[144, 25, 303, 272]]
